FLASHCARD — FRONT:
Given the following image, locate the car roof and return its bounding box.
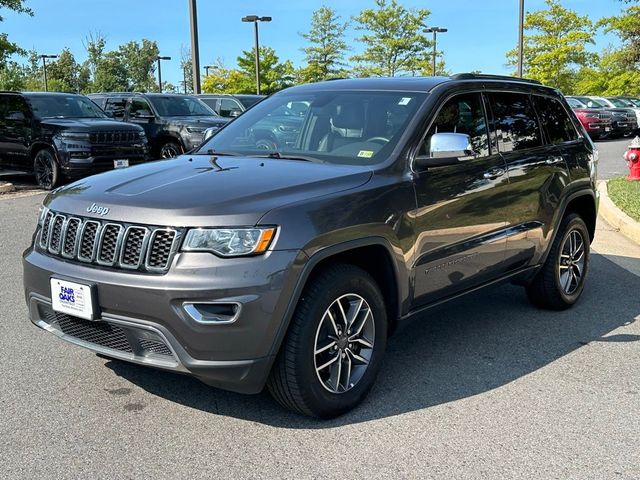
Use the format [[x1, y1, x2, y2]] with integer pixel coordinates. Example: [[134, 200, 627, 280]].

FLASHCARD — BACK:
[[282, 74, 548, 94], [4, 91, 84, 97]]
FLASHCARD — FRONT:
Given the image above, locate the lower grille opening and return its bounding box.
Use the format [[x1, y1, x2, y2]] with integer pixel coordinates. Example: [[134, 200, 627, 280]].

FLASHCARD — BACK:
[[54, 313, 133, 353], [139, 338, 173, 357]]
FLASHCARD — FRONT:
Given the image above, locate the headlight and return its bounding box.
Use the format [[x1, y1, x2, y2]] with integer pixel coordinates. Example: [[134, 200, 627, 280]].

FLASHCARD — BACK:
[[37, 205, 49, 226], [182, 227, 276, 257], [186, 126, 206, 134], [203, 126, 220, 142], [58, 131, 91, 141]]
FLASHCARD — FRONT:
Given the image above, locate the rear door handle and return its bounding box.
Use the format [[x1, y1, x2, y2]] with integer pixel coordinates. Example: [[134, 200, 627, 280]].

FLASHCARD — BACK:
[[483, 168, 505, 180], [546, 156, 564, 165]]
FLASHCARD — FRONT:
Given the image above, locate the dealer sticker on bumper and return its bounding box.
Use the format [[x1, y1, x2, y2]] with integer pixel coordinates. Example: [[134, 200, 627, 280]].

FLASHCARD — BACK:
[[50, 278, 96, 320]]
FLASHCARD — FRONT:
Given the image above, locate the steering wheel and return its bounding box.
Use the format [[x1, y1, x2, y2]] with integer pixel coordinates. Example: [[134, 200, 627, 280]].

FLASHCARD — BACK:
[[365, 136, 390, 144]]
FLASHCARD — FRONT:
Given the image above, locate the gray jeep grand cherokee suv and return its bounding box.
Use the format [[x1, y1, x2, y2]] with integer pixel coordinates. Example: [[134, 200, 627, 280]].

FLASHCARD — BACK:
[[23, 74, 598, 418]]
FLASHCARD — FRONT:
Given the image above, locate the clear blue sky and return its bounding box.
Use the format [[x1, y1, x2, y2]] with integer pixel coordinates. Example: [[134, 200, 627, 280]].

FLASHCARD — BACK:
[[2, 0, 625, 86]]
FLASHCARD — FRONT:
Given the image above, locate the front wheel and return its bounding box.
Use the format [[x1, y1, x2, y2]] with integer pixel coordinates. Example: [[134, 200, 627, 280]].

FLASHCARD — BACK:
[[526, 213, 590, 310], [267, 264, 388, 418], [33, 148, 60, 190], [158, 141, 183, 159]]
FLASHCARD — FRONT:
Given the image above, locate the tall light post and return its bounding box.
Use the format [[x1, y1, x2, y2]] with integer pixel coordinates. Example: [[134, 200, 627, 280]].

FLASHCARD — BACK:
[[424, 27, 447, 76], [241, 15, 272, 95], [156, 56, 171, 93], [40, 54, 58, 92], [517, 0, 525, 78], [204, 65, 213, 77], [188, 0, 201, 94]]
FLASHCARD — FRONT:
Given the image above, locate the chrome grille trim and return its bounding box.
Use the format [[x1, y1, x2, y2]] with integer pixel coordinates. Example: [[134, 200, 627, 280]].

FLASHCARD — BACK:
[[119, 226, 150, 270], [145, 228, 179, 272], [96, 223, 125, 266], [77, 220, 102, 262], [48, 214, 66, 255], [39, 210, 54, 249], [38, 210, 180, 273], [61, 217, 82, 258]]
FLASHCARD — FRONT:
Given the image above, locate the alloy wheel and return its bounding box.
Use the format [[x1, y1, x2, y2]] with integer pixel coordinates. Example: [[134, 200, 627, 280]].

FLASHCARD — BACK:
[[558, 229, 586, 295], [313, 293, 375, 394], [160, 143, 181, 159], [34, 151, 54, 189]]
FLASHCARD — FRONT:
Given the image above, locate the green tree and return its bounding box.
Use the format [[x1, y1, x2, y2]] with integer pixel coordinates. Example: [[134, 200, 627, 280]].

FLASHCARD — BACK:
[[506, 0, 596, 92], [92, 51, 129, 92], [0, 60, 25, 90], [44, 48, 92, 93], [118, 39, 159, 92], [350, 0, 432, 77], [299, 6, 349, 83], [600, 3, 640, 69], [236, 46, 294, 94], [0, 0, 33, 65]]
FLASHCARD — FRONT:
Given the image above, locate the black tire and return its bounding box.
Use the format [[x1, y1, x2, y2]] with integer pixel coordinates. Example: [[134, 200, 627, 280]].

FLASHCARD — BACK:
[[33, 148, 60, 190], [526, 213, 590, 310], [267, 264, 388, 418], [158, 141, 183, 159]]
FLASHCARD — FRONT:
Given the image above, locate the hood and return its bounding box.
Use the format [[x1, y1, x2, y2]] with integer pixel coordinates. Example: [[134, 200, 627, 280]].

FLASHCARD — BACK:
[[41, 118, 143, 131], [574, 108, 610, 116], [166, 116, 229, 127], [45, 155, 373, 227]]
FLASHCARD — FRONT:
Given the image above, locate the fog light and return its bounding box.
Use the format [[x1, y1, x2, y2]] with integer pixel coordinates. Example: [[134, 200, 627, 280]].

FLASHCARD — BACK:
[[183, 302, 241, 324]]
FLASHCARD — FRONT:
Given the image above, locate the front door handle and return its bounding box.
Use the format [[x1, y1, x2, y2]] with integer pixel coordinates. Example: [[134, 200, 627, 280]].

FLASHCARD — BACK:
[[546, 156, 564, 165], [483, 168, 505, 180]]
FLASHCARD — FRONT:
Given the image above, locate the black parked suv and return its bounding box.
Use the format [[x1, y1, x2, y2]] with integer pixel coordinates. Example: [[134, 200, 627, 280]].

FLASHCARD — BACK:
[[24, 75, 598, 418], [89, 93, 229, 159], [0, 92, 148, 189]]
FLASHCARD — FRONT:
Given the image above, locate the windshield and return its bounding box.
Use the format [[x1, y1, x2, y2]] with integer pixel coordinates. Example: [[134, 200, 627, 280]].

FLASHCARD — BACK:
[[197, 90, 426, 165], [148, 96, 215, 117], [567, 97, 586, 108], [575, 97, 605, 109], [609, 98, 632, 108], [27, 95, 107, 119]]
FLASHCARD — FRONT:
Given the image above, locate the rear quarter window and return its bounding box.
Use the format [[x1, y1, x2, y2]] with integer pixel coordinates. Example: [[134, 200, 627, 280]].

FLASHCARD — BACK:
[[533, 96, 579, 144]]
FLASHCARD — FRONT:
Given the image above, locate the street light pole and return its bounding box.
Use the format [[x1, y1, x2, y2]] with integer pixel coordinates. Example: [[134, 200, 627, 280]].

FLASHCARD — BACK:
[[156, 56, 171, 93], [241, 15, 272, 95], [424, 27, 447, 76], [40, 54, 58, 92], [517, 0, 525, 78], [204, 65, 212, 77], [188, 0, 201, 94]]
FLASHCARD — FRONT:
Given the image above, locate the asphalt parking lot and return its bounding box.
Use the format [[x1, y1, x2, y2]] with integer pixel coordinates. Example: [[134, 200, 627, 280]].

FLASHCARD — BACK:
[[0, 139, 639, 479]]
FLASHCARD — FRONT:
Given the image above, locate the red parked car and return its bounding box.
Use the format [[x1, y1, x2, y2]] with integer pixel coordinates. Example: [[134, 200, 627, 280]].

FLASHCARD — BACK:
[[566, 97, 613, 140]]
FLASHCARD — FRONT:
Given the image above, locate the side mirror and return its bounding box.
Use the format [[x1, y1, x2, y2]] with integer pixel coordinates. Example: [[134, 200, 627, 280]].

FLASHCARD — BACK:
[[6, 111, 26, 122], [415, 133, 476, 169], [229, 109, 242, 118], [133, 110, 154, 119]]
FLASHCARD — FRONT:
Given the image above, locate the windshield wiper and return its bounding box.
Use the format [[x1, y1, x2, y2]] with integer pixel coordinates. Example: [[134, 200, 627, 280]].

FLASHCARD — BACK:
[[250, 151, 324, 163], [200, 149, 240, 156]]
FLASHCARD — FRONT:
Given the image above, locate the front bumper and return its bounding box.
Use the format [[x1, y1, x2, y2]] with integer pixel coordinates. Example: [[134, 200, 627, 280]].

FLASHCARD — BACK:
[[23, 247, 305, 394], [55, 140, 149, 177]]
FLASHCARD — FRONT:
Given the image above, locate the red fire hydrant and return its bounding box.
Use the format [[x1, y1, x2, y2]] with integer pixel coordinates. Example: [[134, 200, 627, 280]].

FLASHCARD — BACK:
[[625, 136, 640, 181]]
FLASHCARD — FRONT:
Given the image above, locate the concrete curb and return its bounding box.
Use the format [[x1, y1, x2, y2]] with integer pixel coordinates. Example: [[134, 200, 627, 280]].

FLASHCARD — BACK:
[[598, 180, 640, 244], [0, 182, 15, 194]]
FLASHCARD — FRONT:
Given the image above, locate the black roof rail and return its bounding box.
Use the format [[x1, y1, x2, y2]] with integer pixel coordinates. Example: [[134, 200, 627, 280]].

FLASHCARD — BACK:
[[451, 73, 542, 85]]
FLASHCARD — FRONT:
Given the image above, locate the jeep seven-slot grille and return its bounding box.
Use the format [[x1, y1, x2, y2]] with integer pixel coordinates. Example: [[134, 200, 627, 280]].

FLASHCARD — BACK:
[[89, 130, 139, 144], [39, 210, 180, 273]]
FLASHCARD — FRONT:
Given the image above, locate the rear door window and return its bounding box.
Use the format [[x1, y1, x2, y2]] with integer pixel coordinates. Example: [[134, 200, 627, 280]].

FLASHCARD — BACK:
[[532, 96, 579, 144], [488, 92, 543, 153]]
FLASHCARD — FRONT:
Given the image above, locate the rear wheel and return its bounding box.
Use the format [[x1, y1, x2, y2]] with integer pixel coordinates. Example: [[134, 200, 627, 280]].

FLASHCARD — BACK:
[[33, 148, 60, 190], [526, 213, 590, 310], [267, 264, 387, 418]]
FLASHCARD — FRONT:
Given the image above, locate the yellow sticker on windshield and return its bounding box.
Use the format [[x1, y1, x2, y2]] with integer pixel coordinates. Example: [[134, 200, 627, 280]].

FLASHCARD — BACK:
[[358, 150, 374, 158]]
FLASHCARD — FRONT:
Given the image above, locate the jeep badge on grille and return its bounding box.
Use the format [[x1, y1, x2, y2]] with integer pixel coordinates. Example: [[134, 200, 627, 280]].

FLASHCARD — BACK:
[[86, 203, 109, 216]]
